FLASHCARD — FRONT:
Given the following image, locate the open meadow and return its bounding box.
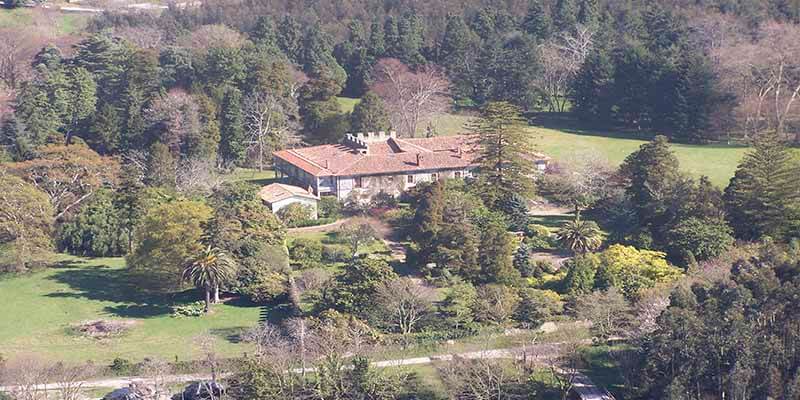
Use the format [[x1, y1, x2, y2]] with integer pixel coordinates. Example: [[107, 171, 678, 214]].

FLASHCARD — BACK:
[[0, 256, 260, 363]]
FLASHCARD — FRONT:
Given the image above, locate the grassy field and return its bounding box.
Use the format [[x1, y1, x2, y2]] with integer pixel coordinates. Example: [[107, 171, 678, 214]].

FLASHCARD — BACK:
[[0, 8, 88, 35], [0, 256, 260, 363], [409, 112, 747, 187], [337, 97, 361, 113]]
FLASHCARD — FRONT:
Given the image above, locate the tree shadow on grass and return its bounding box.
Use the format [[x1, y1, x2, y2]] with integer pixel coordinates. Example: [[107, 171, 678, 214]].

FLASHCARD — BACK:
[[45, 264, 174, 318]]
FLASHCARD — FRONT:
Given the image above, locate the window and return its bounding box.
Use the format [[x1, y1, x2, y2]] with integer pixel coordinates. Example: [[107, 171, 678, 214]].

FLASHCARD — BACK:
[[431, 173, 438, 181], [454, 171, 462, 179], [354, 177, 363, 188], [407, 174, 415, 184]]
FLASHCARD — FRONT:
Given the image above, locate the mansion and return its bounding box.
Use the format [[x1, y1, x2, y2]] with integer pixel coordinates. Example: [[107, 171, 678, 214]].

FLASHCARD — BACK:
[[272, 131, 549, 201]]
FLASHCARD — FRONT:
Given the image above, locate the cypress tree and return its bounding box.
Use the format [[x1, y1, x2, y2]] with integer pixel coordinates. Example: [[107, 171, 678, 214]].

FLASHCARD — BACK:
[[145, 141, 177, 188], [619, 135, 681, 243], [219, 87, 246, 166]]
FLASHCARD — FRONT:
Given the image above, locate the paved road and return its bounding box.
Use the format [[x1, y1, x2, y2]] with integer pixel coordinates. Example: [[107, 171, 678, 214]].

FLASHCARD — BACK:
[[1, 342, 612, 400]]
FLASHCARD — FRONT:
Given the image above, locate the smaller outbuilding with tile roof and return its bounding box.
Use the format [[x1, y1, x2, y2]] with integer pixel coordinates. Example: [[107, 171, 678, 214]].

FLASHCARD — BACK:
[[258, 183, 319, 218]]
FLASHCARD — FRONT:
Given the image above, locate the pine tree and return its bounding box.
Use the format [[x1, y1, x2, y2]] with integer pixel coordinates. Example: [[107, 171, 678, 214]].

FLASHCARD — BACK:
[[251, 16, 278, 50], [350, 92, 391, 132], [724, 133, 800, 241], [470, 101, 536, 206], [554, 0, 578, 32], [577, 0, 599, 27], [368, 20, 386, 58], [219, 87, 246, 166], [438, 14, 475, 100], [383, 16, 401, 59], [571, 47, 615, 122], [88, 103, 121, 154], [277, 16, 303, 64], [396, 11, 426, 66], [412, 182, 445, 265], [522, 0, 553, 40]]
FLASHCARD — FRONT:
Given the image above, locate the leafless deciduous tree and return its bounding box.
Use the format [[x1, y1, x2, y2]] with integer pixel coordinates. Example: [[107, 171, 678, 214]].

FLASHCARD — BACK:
[[337, 218, 378, 258], [138, 358, 172, 400], [542, 151, 613, 219], [713, 20, 800, 141], [144, 89, 201, 155], [438, 357, 529, 400], [542, 342, 584, 400], [50, 361, 98, 400], [176, 158, 223, 196], [244, 91, 292, 171], [374, 277, 437, 335], [113, 26, 164, 50], [178, 24, 246, 51], [536, 25, 595, 112], [0, 355, 51, 400], [370, 58, 451, 137]]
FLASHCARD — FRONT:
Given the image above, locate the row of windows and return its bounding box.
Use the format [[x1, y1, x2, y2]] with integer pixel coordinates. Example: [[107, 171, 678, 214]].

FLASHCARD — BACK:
[[353, 171, 465, 188]]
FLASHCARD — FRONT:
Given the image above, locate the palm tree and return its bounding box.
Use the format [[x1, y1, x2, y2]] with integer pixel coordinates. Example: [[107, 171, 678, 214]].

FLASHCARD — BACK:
[[182, 245, 237, 313], [556, 219, 603, 254]]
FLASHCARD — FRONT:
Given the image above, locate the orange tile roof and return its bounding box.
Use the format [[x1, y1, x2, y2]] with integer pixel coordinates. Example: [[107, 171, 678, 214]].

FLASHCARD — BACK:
[[273, 135, 484, 177], [258, 183, 318, 204]]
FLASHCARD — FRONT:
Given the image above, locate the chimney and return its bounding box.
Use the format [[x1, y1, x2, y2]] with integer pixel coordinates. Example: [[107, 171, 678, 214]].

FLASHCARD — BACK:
[[389, 131, 397, 139], [416, 153, 422, 166], [457, 148, 463, 159], [357, 132, 364, 140], [324, 160, 329, 169], [367, 132, 374, 141], [378, 131, 385, 140]]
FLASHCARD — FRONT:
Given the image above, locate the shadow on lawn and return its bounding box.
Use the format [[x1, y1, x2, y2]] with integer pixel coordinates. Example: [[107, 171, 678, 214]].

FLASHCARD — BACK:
[[44, 263, 256, 319]]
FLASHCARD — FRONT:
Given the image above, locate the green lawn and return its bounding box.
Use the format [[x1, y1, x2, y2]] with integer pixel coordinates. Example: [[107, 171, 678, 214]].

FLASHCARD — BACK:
[[337, 97, 361, 113], [0, 8, 88, 35], [0, 256, 260, 364], [403, 111, 747, 186], [226, 167, 278, 186], [532, 126, 749, 187]]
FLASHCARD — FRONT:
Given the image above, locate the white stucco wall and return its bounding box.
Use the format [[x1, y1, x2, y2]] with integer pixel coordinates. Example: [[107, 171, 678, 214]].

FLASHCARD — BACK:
[[270, 196, 318, 219]]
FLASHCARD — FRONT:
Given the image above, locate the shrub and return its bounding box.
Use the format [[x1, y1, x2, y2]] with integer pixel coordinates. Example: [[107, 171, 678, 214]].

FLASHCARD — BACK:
[[245, 271, 287, 304], [523, 224, 555, 251], [109, 358, 134, 375], [171, 301, 206, 317], [667, 217, 734, 263], [276, 203, 315, 227], [318, 196, 342, 218], [371, 191, 398, 208], [322, 244, 350, 263], [290, 238, 323, 268], [515, 289, 564, 327], [290, 217, 336, 228], [472, 284, 521, 325]]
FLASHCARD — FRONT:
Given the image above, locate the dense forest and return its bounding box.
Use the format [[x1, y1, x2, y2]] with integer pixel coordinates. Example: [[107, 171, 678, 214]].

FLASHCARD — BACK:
[[4, 0, 800, 165]]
